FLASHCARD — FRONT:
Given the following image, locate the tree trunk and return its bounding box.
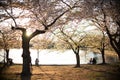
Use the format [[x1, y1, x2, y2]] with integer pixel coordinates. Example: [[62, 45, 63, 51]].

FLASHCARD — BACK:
[[11, 27, 46, 76], [21, 37, 31, 76], [5, 49, 9, 64], [105, 25, 120, 60], [75, 53, 80, 67], [117, 52, 120, 61], [101, 42, 106, 64], [21, 49, 31, 76], [109, 36, 120, 60], [101, 48, 105, 64]]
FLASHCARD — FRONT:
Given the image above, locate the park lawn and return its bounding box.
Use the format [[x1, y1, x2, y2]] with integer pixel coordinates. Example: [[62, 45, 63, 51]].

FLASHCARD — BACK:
[[0, 63, 120, 80]]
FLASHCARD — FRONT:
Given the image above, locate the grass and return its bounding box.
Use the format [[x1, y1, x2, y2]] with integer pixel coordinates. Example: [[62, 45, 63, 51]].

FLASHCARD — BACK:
[[0, 63, 120, 80]]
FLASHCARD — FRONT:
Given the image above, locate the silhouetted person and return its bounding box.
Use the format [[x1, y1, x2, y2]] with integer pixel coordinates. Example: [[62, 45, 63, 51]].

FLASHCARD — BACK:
[[89, 58, 93, 64], [8, 58, 13, 65], [92, 58, 96, 64], [35, 58, 39, 66]]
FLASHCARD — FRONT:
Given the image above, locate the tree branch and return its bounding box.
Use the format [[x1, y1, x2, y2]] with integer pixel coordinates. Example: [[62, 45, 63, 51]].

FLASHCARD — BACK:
[[29, 29, 46, 39], [61, 0, 72, 9], [46, 7, 74, 30], [3, 6, 18, 27], [11, 26, 26, 32]]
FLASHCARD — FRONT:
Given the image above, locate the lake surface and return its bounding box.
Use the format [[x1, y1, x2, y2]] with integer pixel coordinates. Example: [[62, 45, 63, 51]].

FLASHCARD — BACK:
[[0, 49, 117, 65]]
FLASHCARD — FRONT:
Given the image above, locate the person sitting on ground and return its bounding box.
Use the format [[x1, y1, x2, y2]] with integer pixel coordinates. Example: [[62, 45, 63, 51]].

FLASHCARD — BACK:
[[8, 58, 13, 65], [92, 58, 97, 64], [35, 58, 39, 66], [89, 58, 93, 64]]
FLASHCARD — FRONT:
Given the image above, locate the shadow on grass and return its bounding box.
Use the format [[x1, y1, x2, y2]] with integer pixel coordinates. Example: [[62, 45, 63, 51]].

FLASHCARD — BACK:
[[0, 73, 32, 80], [0, 63, 32, 80], [82, 64, 120, 80], [37, 66, 56, 80], [0, 66, 56, 80], [21, 75, 31, 80]]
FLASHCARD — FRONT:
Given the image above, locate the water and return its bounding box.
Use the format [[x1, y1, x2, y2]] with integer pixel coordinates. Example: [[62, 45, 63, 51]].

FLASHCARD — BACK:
[[0, 49, 116, 65]]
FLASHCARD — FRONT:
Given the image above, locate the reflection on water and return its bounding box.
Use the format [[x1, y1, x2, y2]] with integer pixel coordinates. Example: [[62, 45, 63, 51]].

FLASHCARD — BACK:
[[0, 49, 119, 65]]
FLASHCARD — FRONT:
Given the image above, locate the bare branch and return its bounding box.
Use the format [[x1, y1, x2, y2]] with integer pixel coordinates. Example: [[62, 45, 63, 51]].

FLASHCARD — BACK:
[[11, 26, 26, 32], [2, 6, 18, 27], [61, 0, 72, 9], [45, 9, 69, 30], [29, 29, 46, 39]]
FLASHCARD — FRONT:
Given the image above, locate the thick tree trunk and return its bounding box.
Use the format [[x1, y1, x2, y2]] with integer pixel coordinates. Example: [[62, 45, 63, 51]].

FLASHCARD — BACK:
[[75, 53, 80, 67], [21, 49, 31, 76], [21, 37, 31, 76], [11, 27, 46, 76]]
